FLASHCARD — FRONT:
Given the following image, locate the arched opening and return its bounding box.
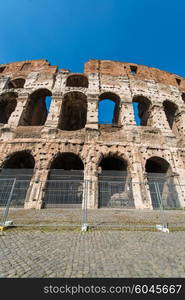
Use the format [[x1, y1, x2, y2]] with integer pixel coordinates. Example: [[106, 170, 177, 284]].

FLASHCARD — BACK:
[[20, 63, 31, 71], [98, 92, 120, 126], [59, 92, 87, 130], [163, 100, 178, 134], [8, 78, 25, 89], [0, 92, 17, 124], [145, 156, 180, 209], [0, 151, 35, 207], [99, 156, 127, 171], [181, 93, 185, 102], [0, 66, 6, 73], [19, 89, 52, 126], [66, 74, 88, 88], [98, 156, 134, 208], [132, 96, 151, 126], [2, 151, 35, 169], [44, 153, 84, 207], [50, 153, 84, 171]]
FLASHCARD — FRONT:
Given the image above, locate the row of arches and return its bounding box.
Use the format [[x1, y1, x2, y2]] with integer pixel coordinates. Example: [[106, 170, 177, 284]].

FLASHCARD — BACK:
[[5, 74, 89, 90], [5, 73, 185, 101], [0, 89, 184, 132], [0, 150, 180, 209], [0, 90, 52, 126], [0, 149, 173, 172]]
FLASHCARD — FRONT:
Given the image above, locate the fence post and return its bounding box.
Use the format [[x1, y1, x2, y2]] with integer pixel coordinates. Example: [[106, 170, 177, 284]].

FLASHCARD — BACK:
[[2, 178, 16, 226], [81, 179, 88, 231], [154, 181, 167, 229]]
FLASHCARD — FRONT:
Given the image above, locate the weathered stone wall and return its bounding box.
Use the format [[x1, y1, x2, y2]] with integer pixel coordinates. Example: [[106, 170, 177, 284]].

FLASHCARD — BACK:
[[0, 59, 185, 209]]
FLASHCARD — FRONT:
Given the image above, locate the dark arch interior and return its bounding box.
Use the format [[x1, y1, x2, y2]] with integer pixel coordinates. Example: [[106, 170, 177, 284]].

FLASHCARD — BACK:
[[0, 92, 17, 124], [19, 89, 52, 126], [133, 96, 151, 126], [8, 78, 25, 89], [66, 74, 88, 88], [145, 157, 180, 209], [145, 157, 170, 173], [51, 153, 84, 170], [182, 93, 185, 102], [98, 157, 133, 208], [99, 92, 120, 125], [163, 100, 177, 130], [99, 156, 127, 171], [45, 153, 84, 207], [0, 151, 35, 207], [3, 151, 35, 169], [59, 92, 87, 130]]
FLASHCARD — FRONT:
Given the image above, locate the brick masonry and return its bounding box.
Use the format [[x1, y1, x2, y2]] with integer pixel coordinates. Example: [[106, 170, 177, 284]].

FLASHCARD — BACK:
[[0, 59, 185, 209]]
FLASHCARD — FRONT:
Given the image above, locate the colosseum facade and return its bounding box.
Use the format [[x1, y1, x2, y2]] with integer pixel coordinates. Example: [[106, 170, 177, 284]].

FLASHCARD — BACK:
[[0, 59, 185, 210]]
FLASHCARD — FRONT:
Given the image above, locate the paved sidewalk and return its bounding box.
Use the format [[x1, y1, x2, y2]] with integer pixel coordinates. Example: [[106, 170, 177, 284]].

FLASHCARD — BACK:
[[0, 230, 185, 278]]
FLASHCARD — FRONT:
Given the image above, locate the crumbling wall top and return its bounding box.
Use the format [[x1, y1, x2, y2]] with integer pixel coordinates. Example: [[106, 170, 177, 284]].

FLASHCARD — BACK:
[[1, 58, 185, 91], [0, 59, 57, 77], [84, 59, 185, 90]]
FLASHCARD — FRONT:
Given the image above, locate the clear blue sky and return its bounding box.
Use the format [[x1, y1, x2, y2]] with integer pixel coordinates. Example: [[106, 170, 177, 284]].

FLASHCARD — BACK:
[[1, 0, 184, 124], [1, 0, 185, 76]]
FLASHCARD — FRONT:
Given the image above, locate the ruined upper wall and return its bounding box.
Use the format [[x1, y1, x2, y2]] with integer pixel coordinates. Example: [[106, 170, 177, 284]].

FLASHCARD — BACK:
[[1, 58, 185, 90], [84, 59, 185, 91], [0, 59, 57, 78]]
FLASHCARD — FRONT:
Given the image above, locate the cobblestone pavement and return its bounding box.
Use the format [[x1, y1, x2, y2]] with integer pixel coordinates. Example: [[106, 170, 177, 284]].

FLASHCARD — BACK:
[[0, 230, 185, 278]]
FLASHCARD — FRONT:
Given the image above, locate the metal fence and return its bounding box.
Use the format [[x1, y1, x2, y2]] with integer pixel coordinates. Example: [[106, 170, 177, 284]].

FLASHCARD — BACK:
[[0, 176, 185, 231], [43, 180, 83, 208], [87, 181, 184, 231], [0, 179, 16, 226]]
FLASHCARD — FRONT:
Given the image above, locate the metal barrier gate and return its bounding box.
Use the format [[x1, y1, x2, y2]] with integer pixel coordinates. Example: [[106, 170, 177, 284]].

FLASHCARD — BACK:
[[43, 180, 84, 208], [98, 171, 135, 208], [0, 176, 184, 230], [0, 179, 16, 226], [43, 170, 84, 208]]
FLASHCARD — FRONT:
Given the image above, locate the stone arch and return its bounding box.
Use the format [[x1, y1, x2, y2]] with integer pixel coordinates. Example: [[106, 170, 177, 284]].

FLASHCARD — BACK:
[[145, 156, 180, 209], [20, 62, 31, 71], [98, 92, 120, 125], [163, 100, 179, 134], [0, 150, 35, 207], [96, 149, 131, 171], [50, 152, 84, 170], [59, 91, 87, 130], [99, 155, 128, 171], [181, 92, 185, 102], [66, 74, 88, 88], [8, 78, 25, 89], [145, 156, 171, 174], [98, 153, 134, 208], [132, 95, 151, 126], [2, 150, 35, 169], [44, 152, 84, 208], [0, 92, 18, 124], [19, 88, 52, 126]]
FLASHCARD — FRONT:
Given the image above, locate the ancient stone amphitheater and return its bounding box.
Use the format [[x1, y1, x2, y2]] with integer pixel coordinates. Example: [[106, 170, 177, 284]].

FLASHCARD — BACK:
[[0, 59, 185, 210]]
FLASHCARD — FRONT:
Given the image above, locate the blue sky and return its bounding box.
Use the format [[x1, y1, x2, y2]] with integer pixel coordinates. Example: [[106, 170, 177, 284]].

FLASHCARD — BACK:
[[1, 0, 184, 124]]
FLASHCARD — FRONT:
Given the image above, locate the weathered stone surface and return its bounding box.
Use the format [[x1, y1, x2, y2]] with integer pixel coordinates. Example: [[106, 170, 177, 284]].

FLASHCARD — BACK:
[[0, 59, 185, 209]]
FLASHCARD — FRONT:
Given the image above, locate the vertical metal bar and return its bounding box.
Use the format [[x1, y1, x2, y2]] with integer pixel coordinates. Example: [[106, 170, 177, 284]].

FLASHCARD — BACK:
[[82, 179, 86, 224], [81, 179, 88, 231], [2, 179, 16, 226], [154, 181, 167, 227], [108, 182, 111, 208], [85, 180, 88, 224]]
